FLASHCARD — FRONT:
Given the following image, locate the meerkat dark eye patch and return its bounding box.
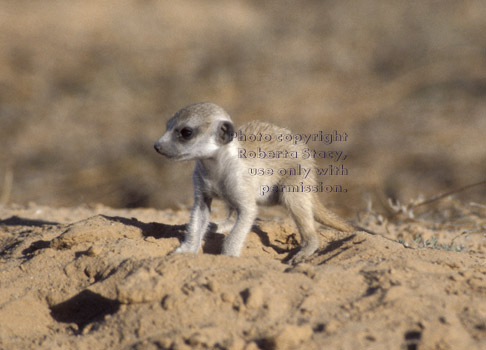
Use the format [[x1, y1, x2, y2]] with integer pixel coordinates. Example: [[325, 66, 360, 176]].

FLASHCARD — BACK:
[[218, 121, 234, 144], [179, 127, 194, 140]]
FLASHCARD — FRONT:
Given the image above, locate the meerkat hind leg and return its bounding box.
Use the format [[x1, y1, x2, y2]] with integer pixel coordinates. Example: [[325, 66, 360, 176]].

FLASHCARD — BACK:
[[211, 207, 235, 233], [284, 194, 319, 264]]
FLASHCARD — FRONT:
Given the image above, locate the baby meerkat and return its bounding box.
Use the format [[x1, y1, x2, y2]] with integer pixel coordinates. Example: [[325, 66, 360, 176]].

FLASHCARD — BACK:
[[154, 102, 354, 264]]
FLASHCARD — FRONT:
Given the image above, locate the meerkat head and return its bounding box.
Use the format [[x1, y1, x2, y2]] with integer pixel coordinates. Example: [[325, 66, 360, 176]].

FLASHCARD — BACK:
[[154, 102, 235, 161]]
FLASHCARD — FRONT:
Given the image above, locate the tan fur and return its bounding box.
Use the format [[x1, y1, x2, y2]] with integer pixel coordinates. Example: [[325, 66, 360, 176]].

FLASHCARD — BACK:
[[154, 102, 354, 264]]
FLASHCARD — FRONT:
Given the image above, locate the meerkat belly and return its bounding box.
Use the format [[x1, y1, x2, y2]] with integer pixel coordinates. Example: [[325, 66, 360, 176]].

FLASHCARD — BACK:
[[203, 180, 227, 200]]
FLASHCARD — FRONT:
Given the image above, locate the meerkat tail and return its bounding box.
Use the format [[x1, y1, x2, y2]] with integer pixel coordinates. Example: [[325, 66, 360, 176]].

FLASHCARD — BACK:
[[313, 200, 354, 232]]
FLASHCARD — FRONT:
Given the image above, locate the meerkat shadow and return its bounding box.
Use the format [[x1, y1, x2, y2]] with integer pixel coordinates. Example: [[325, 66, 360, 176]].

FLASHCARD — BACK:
[[201, 234, 226, 255], [252, 224, 358, 264], [316, 233, 357, 265], [251, 224, 292, 256], [202, 223, 291, 256], [101, 215, 186, 241]]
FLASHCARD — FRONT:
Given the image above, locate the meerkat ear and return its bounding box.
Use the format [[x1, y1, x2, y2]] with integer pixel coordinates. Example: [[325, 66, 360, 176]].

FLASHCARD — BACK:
[[217, 121, 234, 144]]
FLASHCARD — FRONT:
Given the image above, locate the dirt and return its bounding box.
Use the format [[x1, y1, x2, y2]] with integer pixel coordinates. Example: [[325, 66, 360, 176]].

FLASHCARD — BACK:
[[1, 0, 486, 211], [1, 199, 485, 349], [1, 1, 486, 349]]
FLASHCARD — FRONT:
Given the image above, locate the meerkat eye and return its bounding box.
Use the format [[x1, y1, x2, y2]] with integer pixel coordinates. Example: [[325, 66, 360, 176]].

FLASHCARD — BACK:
[[179, 127, 193, 140]]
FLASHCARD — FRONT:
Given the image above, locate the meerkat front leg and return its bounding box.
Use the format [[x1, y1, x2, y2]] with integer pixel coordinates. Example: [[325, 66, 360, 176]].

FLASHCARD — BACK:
[[174, 190, 212, 254], [221, 205, 257, 257]]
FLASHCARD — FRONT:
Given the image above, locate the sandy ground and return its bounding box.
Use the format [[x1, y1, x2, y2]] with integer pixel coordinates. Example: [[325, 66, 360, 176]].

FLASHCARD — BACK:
[[1, 1, 485, 349], [1, 0, 485, 211], [1, 199, 485, 350]]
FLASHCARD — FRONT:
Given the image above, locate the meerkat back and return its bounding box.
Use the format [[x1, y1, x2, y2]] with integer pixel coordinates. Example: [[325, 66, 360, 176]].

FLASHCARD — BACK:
[[236, 121, 317, 202]]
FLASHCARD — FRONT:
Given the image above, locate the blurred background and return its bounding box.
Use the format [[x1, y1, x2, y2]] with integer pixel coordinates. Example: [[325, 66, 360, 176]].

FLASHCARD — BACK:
[[0, 0, 485, 215]]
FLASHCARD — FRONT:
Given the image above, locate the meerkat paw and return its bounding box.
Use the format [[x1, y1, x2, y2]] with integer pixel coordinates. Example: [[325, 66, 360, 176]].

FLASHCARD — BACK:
[[288, 244, 318, 265], [221, 240, 242, 257], [173, 242, 199, 254], [288, 250, 311, 265], [221, 246, 240, 257], [288, 251, 309, 265]]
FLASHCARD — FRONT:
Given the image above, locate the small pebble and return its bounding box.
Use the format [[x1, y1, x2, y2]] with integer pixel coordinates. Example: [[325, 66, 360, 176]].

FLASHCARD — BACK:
[[272, 324, 313, 350], [87, 245, 102, 257]]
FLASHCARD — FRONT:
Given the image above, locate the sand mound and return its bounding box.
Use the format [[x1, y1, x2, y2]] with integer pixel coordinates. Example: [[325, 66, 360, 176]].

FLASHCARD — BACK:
[[0, 202, 485, 349]]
